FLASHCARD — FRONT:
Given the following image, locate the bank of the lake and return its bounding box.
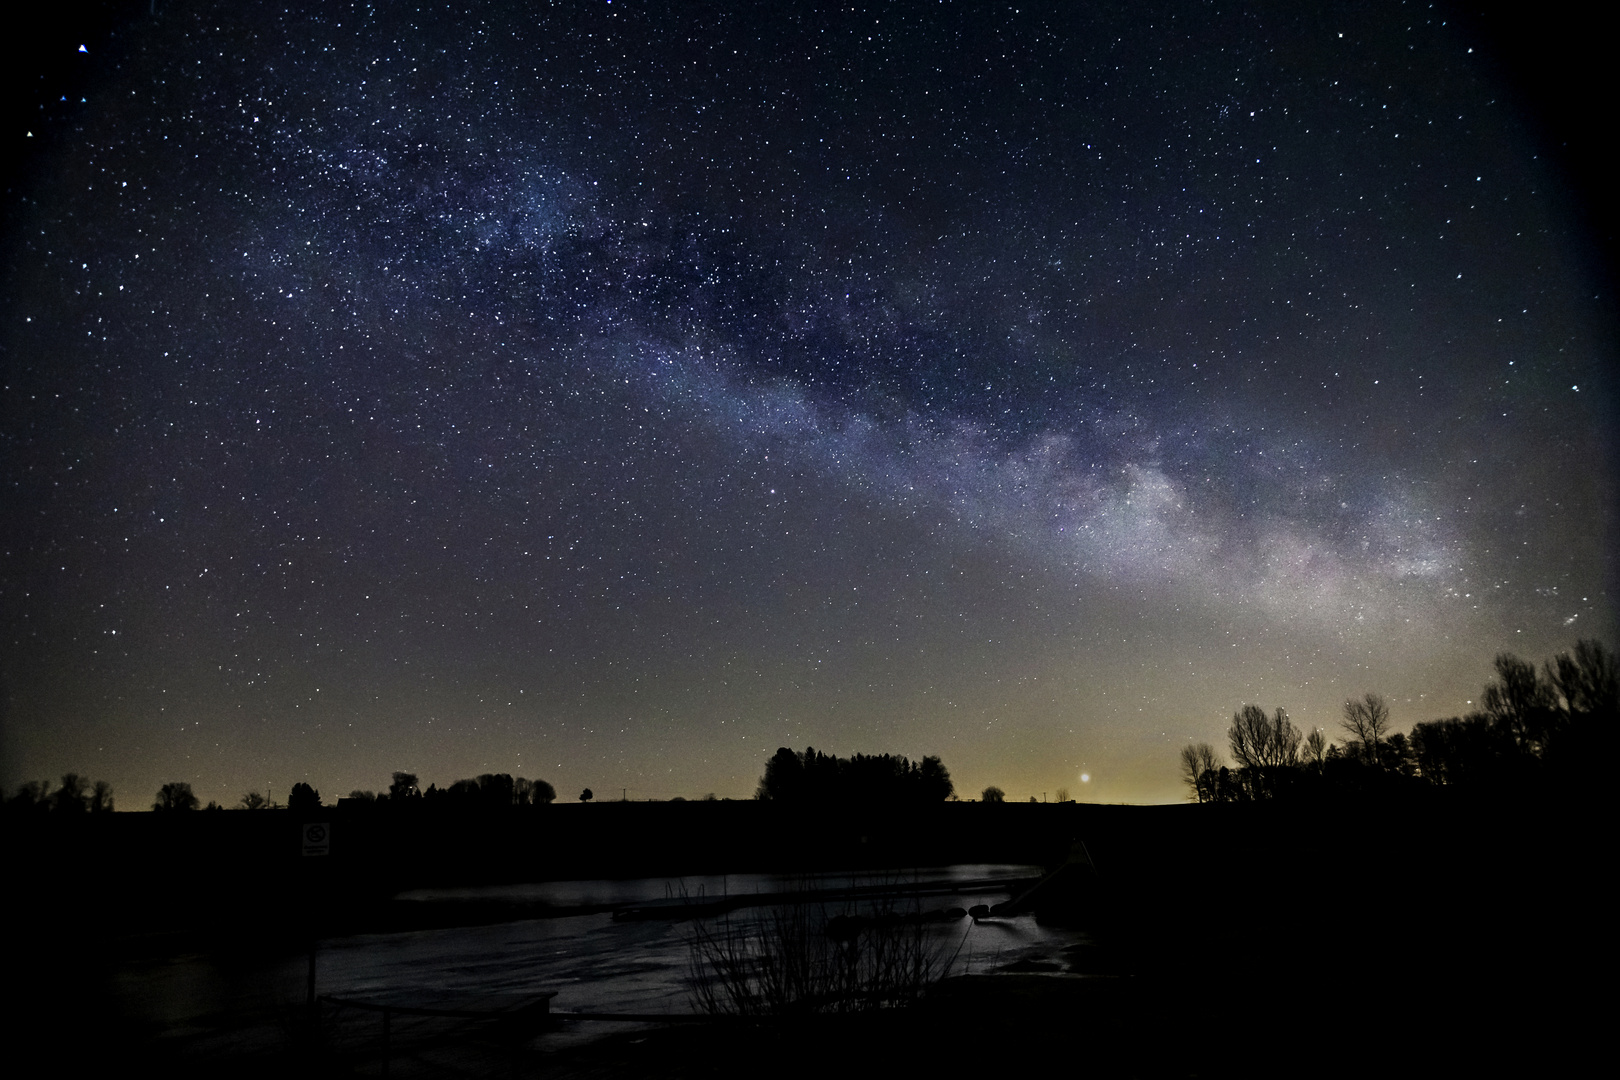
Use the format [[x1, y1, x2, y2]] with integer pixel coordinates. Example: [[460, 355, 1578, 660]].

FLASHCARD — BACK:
[[8, 792, 1600, 1076]]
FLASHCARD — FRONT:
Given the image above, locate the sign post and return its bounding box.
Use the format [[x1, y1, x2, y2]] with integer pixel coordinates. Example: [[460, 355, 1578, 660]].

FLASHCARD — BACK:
[[300, 821, 330, 1018], [301, 821, 331, 856]]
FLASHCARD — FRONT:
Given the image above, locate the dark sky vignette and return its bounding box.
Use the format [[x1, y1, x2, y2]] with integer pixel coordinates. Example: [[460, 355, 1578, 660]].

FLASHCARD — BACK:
[[2, 1, 1614, 806]]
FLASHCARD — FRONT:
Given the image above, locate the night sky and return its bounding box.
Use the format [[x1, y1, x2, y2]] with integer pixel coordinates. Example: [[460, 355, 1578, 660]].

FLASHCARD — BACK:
[[3, 2, 1613, 807]]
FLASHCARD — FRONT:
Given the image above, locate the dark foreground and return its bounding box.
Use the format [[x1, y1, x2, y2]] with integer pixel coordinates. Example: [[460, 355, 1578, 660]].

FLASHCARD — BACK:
[[10, 791, 1599, 1077]]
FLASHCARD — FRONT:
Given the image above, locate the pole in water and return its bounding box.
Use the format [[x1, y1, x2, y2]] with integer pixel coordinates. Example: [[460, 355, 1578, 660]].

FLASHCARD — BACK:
[[307, 936, 317, 1008]]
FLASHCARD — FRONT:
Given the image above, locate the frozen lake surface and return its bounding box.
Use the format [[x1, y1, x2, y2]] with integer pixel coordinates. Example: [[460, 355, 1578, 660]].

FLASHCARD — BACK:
[[354, 864, 1079, 1014], [108, 864, 1093, 1063]]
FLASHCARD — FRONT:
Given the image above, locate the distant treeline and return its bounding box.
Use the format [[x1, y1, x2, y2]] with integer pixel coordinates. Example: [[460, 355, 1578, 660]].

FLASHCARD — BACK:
[[1, 770, 564, 818], [754, 747, 954, 804], [1, 773, 115, 817], [345, 772, 559, 808], [1181, 639, 1616, 801], [6, 752, 966, 818], [258, 772, 565, 812]]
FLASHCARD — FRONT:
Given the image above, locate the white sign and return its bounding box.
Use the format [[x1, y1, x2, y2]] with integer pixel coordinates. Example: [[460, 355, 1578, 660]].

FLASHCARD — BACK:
[[302, 822, 331, 856]]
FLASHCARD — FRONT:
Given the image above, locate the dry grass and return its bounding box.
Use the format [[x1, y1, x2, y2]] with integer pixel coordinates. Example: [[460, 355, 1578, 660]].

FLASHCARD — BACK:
[[685, 877, 961, 1017]]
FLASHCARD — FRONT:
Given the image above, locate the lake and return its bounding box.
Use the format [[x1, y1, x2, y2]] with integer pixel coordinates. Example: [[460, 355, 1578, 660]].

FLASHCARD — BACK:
[[106, 863, 1095, 1066]]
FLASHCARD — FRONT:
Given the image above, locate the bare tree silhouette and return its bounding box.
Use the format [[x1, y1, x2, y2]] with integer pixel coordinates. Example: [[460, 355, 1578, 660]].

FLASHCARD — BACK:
[[1179, 743, 1222, 802], [1341, 693, 1392, 766], [512, 777, 557, 804], [1483, 654, 1559, 757], [1303, 729, 1329, 772], [1545, 639, 1619, 718], [1229, 706, 1302, 799]]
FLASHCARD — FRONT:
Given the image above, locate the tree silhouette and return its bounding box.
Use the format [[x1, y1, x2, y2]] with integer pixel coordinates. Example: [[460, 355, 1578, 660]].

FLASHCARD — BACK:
[[388, 772, 420, 801], [756, 747, 806, 801], [6, 777, 114, 816], [1230, 706, 1302, 770], [1179, 743, 1221, 802], [8, 780, 52, 815], [153, 782, 199, 812], [1410, 713, 1500, 785], [580, 788, 594, 802], [1380, 731, 1416, 775], [1406, 641, 1618, 785], [1302, 729, 1329, 773], [755, 747, 955, 803], [1545, 639, 1619, 718], [240, 791, 270, 810], [1543, 639, 1619, 773], [288, 782, 321, 811], [476, 773, 515, 807], [511, 777, 557, 805], [918, 755, 954, 801], [1341, 693, 1392, 766], [981, 786, 1005, 803], [1483, 653, 1558, 757], [52, 773, 90, 815], [445, 778, 481, 802], [1228, 705, 1302, 799]]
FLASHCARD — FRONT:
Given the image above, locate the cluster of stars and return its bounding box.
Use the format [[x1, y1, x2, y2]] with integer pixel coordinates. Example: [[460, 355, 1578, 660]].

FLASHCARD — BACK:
[[2, 2, 1610, 805]]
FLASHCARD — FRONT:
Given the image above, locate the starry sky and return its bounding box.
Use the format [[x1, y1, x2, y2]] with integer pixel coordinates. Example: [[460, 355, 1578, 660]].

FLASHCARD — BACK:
[[3, 1, 1614, 807]]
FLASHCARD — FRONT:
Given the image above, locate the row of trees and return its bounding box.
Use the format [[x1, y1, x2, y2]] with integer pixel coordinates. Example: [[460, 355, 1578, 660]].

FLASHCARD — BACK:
[[1180, 639, 1617, 801], [228, 772, 565, 812], [150, 780, 316, 812], [755, 748, 954, 804], [1, 774, 115, 817], [357, 772, 560, 807], [8, 761, 1052, 817], [977, 786, 1071, 803], [1408, 639, 1614, 784], [4, 771, 571, 816]]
